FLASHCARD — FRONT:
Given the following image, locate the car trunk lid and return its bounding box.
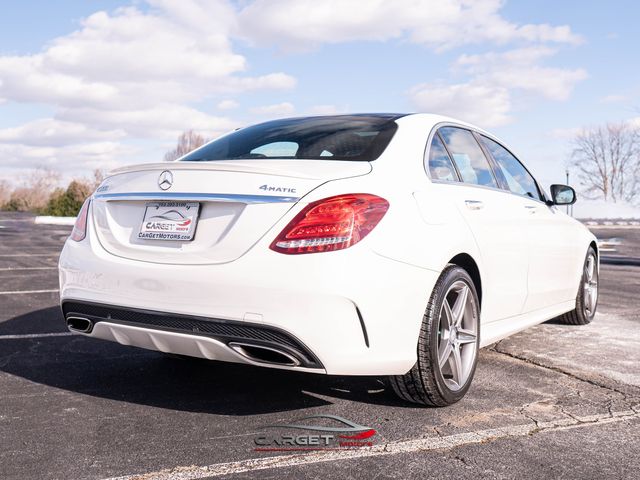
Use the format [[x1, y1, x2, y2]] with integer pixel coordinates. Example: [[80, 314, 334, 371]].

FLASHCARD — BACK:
[[91, 160, 371, 264]]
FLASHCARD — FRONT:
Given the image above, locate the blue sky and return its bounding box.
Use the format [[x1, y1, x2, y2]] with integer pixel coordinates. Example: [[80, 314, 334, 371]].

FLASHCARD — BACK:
[[0, 0, 638, 189]]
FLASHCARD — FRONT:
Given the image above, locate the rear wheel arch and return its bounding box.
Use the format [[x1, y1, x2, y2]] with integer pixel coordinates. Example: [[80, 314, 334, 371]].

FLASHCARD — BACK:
[[390, 264, 481, 406], [448, 253, 482, 309]]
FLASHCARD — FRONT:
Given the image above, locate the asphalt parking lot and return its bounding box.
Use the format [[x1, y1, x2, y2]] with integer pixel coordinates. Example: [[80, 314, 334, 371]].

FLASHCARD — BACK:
[[1, 211, 639, 480]]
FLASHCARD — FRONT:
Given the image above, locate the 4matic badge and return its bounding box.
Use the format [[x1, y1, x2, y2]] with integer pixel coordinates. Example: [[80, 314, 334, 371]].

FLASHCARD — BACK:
[[259, 184, 297, 194]]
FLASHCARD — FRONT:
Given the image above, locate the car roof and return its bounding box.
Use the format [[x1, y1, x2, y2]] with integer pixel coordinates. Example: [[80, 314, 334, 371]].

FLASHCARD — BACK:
[[265, 113, 490, 136], [253, 113, 409, 123]]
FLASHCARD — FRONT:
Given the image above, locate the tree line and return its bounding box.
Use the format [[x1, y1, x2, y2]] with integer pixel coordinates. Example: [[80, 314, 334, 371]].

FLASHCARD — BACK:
[[0, 169, 104, 216]]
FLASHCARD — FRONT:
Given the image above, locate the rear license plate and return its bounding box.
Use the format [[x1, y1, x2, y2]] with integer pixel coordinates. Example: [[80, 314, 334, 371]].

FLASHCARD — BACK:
[[138, 202, 200, 241]]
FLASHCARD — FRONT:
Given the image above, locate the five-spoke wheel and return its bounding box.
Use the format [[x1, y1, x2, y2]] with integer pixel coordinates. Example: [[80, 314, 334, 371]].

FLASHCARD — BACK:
[[583, 252, 598, 317], [437, 281, 478, 392]]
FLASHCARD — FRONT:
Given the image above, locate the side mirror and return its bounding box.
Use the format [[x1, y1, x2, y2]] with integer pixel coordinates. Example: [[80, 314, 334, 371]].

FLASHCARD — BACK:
[[549, 184, 576, 206]]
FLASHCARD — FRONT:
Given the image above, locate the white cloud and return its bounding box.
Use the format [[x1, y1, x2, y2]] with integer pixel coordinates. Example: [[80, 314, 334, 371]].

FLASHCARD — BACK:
[[307, 105, 349, 115], [0, 0, 587, 177], [550, 117, 640, 141], [0, 0, 295, 174], [249, 102, 296, 117], [0, 3, 250, 110], [549, 126, 583, 140], [0, 141, 136, 173], [237, 0, 582, 51], [410, 46, 587, 127], [454, 47, 588, 101], [234, 1, 585, 129], [217, 99, 239, 110], [56, 104, 237, 139], [230, 73, 296, 91], [0, 119, 126, 146], [600, 94, 627, 104], [410, 82, 512, 127]]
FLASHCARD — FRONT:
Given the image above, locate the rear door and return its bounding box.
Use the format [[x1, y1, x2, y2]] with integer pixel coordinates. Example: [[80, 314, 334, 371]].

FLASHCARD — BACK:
[[426, 127, 530, 323], [91, 160, 371, 265]]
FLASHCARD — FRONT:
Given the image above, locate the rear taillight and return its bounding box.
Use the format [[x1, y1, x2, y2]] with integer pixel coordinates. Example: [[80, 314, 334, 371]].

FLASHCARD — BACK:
[[270, 194, 389, 254], [70, 199, 91, 242]]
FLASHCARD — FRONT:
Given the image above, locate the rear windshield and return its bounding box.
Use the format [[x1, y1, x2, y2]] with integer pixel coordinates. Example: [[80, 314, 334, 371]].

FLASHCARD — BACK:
[[180, 115, 400, 162]]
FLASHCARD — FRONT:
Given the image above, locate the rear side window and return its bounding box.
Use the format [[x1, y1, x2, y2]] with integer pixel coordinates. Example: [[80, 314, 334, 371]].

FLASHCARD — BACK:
[[439, 127, 497, 188], [480, 136, 542, 201], [180, 115, 400, 162], [427, 134, 459, 182]]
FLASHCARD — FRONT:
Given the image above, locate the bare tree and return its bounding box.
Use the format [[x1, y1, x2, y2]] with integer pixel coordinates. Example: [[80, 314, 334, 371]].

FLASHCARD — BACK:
[[4, 167, 62, 211], [164, 130, 207, 162], [0, 179, 11, 207], [91, 168, 106, 189], [570, 122, 640, 203]]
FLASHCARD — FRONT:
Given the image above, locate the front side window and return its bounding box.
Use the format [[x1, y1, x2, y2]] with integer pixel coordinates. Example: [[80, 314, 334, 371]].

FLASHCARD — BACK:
[[180, 115, 400, 162], [480, 136, 542, 201], [427, 134, 459, 182], [438, 127, 497, 188]]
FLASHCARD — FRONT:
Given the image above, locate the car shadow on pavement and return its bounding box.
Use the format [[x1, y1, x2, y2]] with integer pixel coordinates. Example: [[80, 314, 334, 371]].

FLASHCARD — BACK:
[[543, 316, 574, 325], [0, 307, 409, 415], [0, 306, 69, 335]]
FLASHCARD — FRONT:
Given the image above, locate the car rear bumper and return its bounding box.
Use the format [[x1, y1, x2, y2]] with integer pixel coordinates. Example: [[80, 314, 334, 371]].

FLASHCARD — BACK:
[[62, 300, 324, 371], [59, 220, 440, 375]]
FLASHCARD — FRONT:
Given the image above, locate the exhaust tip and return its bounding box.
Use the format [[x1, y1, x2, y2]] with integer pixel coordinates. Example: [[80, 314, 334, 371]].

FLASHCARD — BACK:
[[66, 316, 93, 334], [229, 342, 300, 367]]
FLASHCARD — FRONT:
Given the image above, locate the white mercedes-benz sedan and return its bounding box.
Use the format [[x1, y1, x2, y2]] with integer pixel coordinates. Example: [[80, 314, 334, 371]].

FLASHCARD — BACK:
[[59, 113, 599, 406]]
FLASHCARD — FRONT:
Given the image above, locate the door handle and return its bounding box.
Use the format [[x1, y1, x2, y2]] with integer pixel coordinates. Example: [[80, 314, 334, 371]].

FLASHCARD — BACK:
[[465, 200, 484, 210], [524, 205, 538, 214]]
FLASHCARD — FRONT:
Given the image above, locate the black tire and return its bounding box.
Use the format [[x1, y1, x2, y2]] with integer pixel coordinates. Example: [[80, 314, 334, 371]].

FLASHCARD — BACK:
[[557, 246, 598, 325], [389, 265, 480, 407]]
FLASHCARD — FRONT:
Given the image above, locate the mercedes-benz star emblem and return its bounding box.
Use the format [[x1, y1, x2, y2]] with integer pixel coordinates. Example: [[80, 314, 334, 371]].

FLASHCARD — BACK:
[[158, 170, 173, 190]]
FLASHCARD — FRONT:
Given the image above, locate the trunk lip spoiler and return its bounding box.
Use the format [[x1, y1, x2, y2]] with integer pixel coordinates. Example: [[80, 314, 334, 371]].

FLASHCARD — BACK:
[[93, 192, 300, 204]]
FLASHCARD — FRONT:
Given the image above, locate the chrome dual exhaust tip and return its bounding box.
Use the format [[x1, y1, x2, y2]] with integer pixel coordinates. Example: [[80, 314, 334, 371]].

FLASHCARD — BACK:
[[229, 342, 301, 367], [66, 316, 94, 334]]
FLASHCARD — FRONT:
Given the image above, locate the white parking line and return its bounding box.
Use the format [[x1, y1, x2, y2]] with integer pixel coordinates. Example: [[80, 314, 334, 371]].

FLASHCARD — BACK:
[[0, 289, 59, 295], [0, 267, 57, 271], [0, 332, 74, 340], [0, 253, 59, 257], [103, 410, 640, 480]]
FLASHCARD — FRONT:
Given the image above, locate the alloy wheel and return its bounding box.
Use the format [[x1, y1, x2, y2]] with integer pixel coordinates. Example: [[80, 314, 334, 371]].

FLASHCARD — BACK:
[[437, 280, 478, 391], [583, 253, 598, 317]]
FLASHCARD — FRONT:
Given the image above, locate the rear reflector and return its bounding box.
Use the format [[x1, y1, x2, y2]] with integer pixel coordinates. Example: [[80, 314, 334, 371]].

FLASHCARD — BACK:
[[70, 198, 91, 242], [270, 194, 389, 254]]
